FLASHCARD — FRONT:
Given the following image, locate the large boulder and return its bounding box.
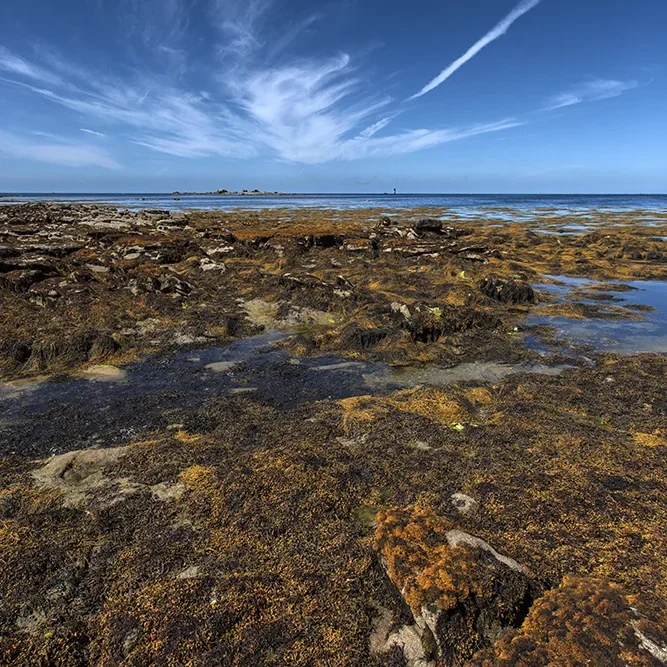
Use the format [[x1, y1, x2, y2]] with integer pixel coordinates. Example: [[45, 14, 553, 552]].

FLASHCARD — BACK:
[[0, 339, 32, 370], [373, 507, 534, 666]]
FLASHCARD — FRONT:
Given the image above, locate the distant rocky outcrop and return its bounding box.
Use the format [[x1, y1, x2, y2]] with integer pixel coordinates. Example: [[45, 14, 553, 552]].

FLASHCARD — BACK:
[[171, 188, 287, 196]]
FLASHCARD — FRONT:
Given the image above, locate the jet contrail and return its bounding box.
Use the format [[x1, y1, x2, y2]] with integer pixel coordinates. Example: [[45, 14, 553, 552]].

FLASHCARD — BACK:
[[410, 0, 543, 100]]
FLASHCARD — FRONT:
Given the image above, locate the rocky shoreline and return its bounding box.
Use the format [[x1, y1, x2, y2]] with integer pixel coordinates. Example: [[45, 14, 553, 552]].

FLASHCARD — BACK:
[[0, 202, 666, 665]]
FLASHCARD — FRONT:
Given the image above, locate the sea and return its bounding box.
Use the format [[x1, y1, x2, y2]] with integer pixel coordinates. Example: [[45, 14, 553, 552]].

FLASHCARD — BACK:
[[1, 192, 667, 214]]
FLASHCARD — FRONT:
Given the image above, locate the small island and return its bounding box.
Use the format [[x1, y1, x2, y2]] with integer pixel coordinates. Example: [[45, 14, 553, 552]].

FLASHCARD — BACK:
[[172, 188, 290, 196]]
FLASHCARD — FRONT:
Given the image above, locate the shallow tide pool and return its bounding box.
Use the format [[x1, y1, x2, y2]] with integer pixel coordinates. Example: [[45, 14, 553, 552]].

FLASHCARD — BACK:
[[0, 331, 566, 457], [529, 279, 667, 354]]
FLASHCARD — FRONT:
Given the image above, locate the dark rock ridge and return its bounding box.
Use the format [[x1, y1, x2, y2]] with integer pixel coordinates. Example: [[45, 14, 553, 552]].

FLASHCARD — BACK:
[[478, 276, 537, 305]]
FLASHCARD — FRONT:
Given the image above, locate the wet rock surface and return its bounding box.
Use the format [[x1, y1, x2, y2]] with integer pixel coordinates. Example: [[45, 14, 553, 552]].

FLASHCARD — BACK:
[[1, 202, 665, 381], [0, 332, 572, 459]]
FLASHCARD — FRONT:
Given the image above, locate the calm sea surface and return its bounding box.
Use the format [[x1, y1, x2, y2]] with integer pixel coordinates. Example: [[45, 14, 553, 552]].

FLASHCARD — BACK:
[[2, 193, 667, 213]]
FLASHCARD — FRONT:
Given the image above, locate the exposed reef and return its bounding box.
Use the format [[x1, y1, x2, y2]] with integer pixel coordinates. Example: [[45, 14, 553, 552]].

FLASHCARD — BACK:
[[1, 202, 665, 380], [0, 203, 666, 665]]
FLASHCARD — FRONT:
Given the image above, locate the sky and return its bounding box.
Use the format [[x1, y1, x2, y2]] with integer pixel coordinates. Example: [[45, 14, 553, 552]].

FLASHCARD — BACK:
[[0, 0, 665, 193]]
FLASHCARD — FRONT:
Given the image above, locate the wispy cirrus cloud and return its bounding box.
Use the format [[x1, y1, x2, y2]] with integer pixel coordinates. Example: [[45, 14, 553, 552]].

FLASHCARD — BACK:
[[227, 53, 394, 163], [0, 0, 548, 167], [357, 117, 396, 140], [339, 118, 524, 160], [0, 46, 62, 85], [2, 75, 254, 159], [80, 128, 107, 137], [410, 0, 543, 100], [0, 131, 120, 168], [544, 78, 639, 110], [120, 0, 192, 54], [214, 0, 272, 59], [0, 41, 520, 165]]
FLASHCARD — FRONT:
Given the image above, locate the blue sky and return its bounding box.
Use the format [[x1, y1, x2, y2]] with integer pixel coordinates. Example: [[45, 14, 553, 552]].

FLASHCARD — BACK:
[[0, 0, 665, 193]]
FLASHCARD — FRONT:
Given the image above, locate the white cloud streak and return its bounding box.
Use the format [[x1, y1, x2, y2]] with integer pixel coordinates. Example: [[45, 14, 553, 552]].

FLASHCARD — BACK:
[[0, 1, 541, 167], [410, 0, 543, 100], [340, 119, 524, 160], [0, 46, 62, 85], [80, 128, 107, 137], [0, 131, 120, 169], [0, 43, 522, 165], [544, 78, 638, 110], [358, 117, 395, 140], [228, 54, 394, 163], [2, 75, 253, 159]]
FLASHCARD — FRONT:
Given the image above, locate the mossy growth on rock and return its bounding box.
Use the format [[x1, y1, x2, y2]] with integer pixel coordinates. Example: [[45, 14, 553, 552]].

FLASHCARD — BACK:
[[374, 507, 535, 665], [469, 575, 667, 667]]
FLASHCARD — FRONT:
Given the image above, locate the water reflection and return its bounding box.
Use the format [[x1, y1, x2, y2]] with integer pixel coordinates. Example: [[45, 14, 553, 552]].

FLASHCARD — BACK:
[[529, 278, 667, 354]]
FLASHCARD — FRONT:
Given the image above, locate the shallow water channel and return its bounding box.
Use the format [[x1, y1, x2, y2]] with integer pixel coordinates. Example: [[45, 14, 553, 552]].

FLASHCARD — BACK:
[[0, 331, 565, 458], [2, 277, 665, 457]]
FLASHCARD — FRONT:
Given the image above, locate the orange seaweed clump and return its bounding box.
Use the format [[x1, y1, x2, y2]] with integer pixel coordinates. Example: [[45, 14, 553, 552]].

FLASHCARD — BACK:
[[374, 507, 533, 664], [384, 388, 469, 427], [469, 575, 667, 667], [633, 430, 666, 448], [374, 506, 456, 613], [374, 507, 530, 615], [339, 388, 471, 435]]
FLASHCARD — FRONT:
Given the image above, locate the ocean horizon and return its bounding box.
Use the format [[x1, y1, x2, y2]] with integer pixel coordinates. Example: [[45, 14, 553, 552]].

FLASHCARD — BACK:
[[2, 192, 667, 213]]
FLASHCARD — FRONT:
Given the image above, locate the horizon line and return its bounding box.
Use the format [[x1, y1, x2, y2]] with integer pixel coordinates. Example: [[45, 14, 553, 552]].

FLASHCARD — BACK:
[[1, 191, 666, 197]]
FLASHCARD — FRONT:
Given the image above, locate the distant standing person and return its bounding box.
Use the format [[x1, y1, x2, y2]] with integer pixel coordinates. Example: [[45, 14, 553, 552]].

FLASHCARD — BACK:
[[393, 188, 397, 195]]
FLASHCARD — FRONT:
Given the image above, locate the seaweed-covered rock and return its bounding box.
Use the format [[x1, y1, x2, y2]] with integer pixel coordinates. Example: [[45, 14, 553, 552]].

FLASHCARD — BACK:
[[340, 323, 390, 350], [415, 219, 444, 235], [396, 304, 501, 343], [408, 307, 446, 343], [478, 276, 537, 305], [90, 333, 121, 359], [127, 274, 193, 296], [0, 246, 21, 259], [0, 269, 46, 293], [28, 333, 98, 371], [469, 575, 667, 666], [302, 234, 344, 249], [373, 507, 534, 666], [0, 339, 32, 368], [413, 220, 470, 239]]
